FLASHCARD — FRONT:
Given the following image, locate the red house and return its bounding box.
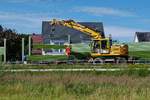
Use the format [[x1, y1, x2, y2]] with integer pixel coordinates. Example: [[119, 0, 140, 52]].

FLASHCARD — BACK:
[[31, 34, 43, 55], [32, 34, 43, 44]]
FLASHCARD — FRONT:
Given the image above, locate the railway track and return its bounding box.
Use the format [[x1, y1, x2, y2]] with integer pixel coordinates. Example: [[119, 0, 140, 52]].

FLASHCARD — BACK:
[[26, 59, 150, 65], [1, 68, 150, 72]]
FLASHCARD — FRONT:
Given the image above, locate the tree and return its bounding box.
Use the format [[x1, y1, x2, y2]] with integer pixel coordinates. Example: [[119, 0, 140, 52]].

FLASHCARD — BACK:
[[0, 25, 3, 32], [0, 26, 29, 61]]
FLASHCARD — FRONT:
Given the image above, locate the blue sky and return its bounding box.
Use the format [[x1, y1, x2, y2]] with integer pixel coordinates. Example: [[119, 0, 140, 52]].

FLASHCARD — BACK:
[[0, 0, 150, 41]]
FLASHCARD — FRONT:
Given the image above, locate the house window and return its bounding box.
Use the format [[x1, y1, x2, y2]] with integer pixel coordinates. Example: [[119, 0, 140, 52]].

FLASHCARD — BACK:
[[49, 34, 54, 38], [54, 42, 59, 45], [54, 49, 59, 53], [60, 49, 63, 53], [60, 42, 64, 45]]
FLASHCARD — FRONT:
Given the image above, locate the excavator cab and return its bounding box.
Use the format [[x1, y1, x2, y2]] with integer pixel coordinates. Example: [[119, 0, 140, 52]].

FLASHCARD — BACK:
[[91, 38, 112, 54]]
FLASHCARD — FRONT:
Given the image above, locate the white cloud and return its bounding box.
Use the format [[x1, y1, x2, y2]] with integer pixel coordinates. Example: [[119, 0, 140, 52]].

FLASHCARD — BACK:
[[1, 0, 72, 3], [74, 7, 135, 17], [0, 12, 56, 23], [1, 0, 36, 3], [104, 26, 146, 41], [0, 11, 62, 33]]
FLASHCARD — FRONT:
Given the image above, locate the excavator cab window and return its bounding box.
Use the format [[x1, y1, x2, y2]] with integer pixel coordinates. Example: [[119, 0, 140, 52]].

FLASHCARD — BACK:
[[91, 41, 99, 53], [101, 40, 108, 49], [100, 39, 110, 54]]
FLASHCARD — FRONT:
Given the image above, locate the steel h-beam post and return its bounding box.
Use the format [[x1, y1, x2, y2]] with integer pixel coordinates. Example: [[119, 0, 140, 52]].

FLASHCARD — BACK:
[[28, 36, 31, 56], [22, 38, 24, 63], [68, 35, 70, 44], [4, 39, 6, 63]]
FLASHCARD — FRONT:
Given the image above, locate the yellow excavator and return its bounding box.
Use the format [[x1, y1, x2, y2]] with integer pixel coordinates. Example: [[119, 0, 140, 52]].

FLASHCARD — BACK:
[[50, 19, 128, 63]]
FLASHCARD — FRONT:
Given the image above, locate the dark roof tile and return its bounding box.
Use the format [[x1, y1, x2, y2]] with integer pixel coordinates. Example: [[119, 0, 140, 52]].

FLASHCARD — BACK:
[[42, 21, 104, 43], [136, 32, 150, 42]]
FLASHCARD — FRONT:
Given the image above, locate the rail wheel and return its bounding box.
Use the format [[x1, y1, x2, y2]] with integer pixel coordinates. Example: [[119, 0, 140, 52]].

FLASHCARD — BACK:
[[93, 58, 104, 64], [116, 57, 127, 64]]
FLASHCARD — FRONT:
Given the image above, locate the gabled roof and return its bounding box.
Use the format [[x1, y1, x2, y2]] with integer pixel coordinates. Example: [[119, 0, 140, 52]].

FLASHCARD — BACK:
[[135, 32, 150, 42], [42, 21, 104, 43]]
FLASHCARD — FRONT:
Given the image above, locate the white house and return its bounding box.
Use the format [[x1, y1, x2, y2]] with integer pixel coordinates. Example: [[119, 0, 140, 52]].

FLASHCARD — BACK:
[[42, 40, 67, 55]]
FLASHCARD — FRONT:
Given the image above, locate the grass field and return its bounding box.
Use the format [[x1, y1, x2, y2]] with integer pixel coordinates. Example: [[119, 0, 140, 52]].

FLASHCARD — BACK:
[[28, 42, 150, 61], [72, 42, 150, 52], [128, 42, 150, 51], [27, 55, 67, 61], [72, 43, 90, 52], [33, 44, 66, 49], [1, 69, 150, 100], [129, 51, 150, 59], [72, 43, 150, 59], [1, 63, 150, 69], [128, 42, 150, 59]]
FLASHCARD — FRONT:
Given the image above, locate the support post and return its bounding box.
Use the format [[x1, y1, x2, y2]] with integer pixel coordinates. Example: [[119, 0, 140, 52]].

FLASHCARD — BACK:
[[4, 39, 6, 63], [22, 38, 24, 63], [28, 36, 31, 56], [68, 35, 70, 44]]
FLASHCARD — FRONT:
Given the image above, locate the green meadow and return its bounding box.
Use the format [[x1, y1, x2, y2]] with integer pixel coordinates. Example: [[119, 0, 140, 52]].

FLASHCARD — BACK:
[[0, 69, 150, 100]]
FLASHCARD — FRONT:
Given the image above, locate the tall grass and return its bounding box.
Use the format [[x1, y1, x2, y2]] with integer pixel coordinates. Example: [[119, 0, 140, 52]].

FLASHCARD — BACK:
[[1, 63, 150, 69], [1, 72, 150, 100]]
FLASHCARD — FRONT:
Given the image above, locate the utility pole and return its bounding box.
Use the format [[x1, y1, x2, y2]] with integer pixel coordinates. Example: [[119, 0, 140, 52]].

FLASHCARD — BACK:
[[28, 36, 31, 56], [22, 38, 24, 63], [4, 39, 6, 63]]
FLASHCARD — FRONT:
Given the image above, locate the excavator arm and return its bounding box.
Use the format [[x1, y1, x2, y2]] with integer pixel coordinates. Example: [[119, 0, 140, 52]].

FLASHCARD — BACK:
[[50, 19, 102, 40]]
